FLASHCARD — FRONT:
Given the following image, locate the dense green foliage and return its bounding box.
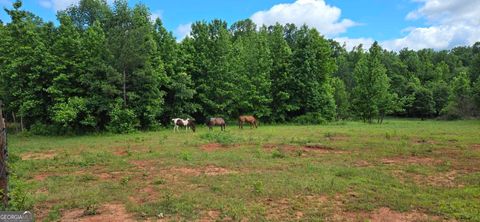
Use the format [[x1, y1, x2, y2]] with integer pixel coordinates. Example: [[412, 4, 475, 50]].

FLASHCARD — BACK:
[[1, 0, 479, 133]]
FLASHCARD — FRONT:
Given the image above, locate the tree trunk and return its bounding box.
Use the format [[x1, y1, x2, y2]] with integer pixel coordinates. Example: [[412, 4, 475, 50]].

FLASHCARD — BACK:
[[20, 115, 24, 132], [11, 112, 18, 133], [0, 101, 8, 207], [123, 68, 127, 106]]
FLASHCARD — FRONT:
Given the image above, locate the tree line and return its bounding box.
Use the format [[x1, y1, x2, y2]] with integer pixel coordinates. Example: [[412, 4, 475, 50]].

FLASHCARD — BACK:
[[0, 0, 479, 134]]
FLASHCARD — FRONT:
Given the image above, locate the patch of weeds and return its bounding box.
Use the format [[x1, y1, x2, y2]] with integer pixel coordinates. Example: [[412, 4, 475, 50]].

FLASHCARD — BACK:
[[252, 147, 264, 159], [200, 132, 238, 145], [45, 207, 61, 221], [439, 199, 480, 221], [252, 181, 264, 194], [324, 132, 334, 139], [7, 176, 35, 211], [120, 176, 131, 185], [153, 192, 194, 217], [210, 184, 222, 192], [83, 203, 99, 216], [436, 161, 452, 172], [294, 149, 304, 157], [289, 137, 314, 146], [153, 178, 166, 185], [179, 151, 192, 161], [385, 132, 392, 140], [457, 173, 480, 186], [404, 165, 426, 174], [271, 148, 286, 159], [334, 168, 356, 179], [78, 174, 96, 182]]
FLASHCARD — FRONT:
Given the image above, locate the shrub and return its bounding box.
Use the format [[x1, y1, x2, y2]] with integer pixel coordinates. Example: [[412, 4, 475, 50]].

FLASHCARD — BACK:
[[200, 132, 238, 145], [292, 113, 327, 125], [107, 100, 139, 133], [29, 122, 61, 135]]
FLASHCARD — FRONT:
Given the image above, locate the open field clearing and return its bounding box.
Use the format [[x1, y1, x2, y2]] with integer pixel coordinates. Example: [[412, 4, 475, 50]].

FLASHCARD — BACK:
[[8, 120, 480, 221]]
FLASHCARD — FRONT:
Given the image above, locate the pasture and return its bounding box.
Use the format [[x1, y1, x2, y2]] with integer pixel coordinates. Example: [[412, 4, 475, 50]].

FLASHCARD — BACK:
[[7, 120, 480, 221]]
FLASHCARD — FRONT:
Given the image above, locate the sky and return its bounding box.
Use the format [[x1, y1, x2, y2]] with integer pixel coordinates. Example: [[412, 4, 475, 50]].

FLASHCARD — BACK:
[[1, 0, 479, 51]]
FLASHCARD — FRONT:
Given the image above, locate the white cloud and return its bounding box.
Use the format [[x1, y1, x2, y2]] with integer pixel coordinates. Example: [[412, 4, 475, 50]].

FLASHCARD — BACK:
[[175, 23, 192, 41], [39, 0, 79, 11], [334, 37, 374, 51], [39, 0, 114, 11], [382, 0, 480, 51], [150, 10, 163, 22], [0, 0, 11, 7], [250, 0, 357, 37]]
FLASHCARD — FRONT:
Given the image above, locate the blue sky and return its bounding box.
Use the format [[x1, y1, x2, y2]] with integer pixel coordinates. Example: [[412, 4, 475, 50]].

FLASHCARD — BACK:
[[1, 0, 479, 50]]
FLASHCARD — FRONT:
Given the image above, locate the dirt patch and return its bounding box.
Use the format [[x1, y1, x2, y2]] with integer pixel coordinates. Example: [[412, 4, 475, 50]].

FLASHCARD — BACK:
[[21, 150, 57, 160], [128, 186, 160, 204], [113, 149, 129, 156], [33, 173, 50, 181], [471, 144, 480, 151], [201, 143, 223, 152], [333, 208, 441, 222], [265, 198, 294, 221], [412, 138, 437, 145], [200, 143, 240, 152], [325, 134, 350, 142], [196, 210, 222, 222], [167, 165, 236, 177], [130, 160, 159, 171], [381, 156, 442, 165], [354, 160, 372, 167], [62, 204, 135, 222], [263, 144, 348, 155], [303, 144, 349, 154], [395, 170, 460, 188]]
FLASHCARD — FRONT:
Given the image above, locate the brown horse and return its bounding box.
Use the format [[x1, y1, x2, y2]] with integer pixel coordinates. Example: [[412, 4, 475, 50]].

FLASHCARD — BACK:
[[238, 115, 257, 129], [207, 118, 226, 131]]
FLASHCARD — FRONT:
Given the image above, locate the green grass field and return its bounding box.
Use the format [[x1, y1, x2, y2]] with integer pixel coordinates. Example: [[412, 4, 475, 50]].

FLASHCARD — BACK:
[[7, 120, 480, 221]]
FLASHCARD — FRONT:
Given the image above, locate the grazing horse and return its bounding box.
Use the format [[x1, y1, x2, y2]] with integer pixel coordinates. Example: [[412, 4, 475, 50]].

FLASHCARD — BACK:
[[172, 118, 195, 132], [239, 115, 257, 129], [207, 118, 226, 131]]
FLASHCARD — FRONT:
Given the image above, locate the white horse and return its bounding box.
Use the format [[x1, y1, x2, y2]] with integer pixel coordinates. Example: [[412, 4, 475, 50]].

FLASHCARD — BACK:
[[172, 118, 190, 132]]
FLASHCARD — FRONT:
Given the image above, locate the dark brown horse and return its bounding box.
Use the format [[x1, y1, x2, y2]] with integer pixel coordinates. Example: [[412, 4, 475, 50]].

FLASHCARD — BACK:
[[207, 118, 226, 131], [238, 115, 257, 129]]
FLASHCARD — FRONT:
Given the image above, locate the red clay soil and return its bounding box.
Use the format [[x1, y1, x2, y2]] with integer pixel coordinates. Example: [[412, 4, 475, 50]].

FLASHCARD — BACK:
[[200, 143, 240, 152], [21, 150, 57, 160], [61, 204, 135, 222], [166, 165, 236, 176], [381, 156, 442, 165], [263, 143, 348, 154], [200, 143, 224, 152], [196, 210, 223, 222]]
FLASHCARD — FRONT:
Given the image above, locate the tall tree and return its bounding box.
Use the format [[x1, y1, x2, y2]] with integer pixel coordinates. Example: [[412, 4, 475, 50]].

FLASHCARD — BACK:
[[331, 77, 350, 120], [106, 1, 167, 129], [352, 42, 394, 123], [410, 86, 435, 120], [188, 20, 237, 119], [443, 71, 473, 118], [154, 19, 197, 124], [289, 26, 336, 120], [267, 23, 294, 122], [0, 0, 53, 128], [230, 20, 272, 120], [64, 0, 111, 30]]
